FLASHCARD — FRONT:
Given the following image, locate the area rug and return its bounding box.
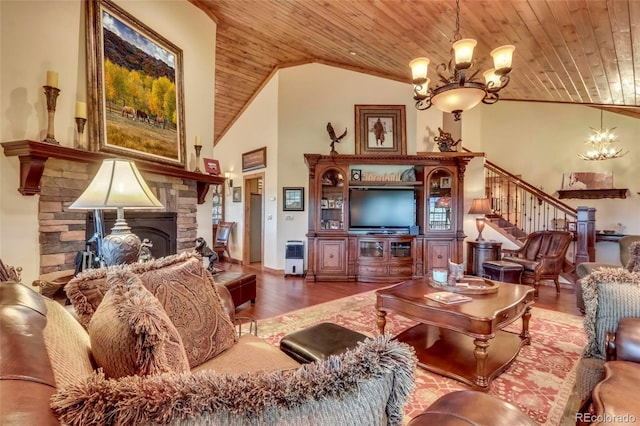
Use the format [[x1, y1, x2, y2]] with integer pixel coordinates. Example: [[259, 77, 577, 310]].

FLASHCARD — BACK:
[[256, 290, 586, 425]]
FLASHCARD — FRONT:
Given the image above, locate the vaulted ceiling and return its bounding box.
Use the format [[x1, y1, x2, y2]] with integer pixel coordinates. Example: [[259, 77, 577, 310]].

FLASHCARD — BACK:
[[190, 0, 640, 144]]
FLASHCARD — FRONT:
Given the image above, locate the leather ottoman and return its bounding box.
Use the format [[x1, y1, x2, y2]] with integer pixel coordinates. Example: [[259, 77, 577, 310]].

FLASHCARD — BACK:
[[407, 390, 536, 425], [482, 260, 524, 284], [280, 322, 368, 363], [213, 271, 256, 308]]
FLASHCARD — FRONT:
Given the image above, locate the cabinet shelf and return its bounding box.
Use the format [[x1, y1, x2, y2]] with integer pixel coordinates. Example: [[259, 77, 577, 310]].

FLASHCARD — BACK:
[[350, 180, 422, 187], [1, 140, 225, 204], [557, 188, 628, 199]]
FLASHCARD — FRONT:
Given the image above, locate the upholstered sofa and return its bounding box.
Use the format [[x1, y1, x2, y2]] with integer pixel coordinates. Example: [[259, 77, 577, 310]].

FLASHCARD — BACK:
[[0, 252, 417, 425], [501, 230, 573, 296], [574, 268, 640, 405]]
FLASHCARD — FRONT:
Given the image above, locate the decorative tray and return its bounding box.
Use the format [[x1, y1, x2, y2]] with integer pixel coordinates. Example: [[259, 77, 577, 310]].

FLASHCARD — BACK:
[[429, 277, 499, 294]]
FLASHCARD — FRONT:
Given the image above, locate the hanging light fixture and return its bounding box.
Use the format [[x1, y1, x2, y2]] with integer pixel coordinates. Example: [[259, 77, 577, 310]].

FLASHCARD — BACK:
[[577, 109, 627, 161], [409, 0, 515, 121]]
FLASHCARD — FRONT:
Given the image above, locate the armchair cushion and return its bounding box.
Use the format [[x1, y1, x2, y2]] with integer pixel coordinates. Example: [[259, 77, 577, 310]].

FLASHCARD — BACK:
[[88, 270, 190, 379], [625, 241, 640, 272], [581, 268, 640, 359]]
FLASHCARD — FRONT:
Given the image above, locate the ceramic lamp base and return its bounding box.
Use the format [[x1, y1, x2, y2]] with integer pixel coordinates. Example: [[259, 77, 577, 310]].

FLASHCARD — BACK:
[[101, 219, 141, 265]]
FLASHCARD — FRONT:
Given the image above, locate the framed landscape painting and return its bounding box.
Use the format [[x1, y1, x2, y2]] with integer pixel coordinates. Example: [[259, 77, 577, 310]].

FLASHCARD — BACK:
[[354, 105, 406, 156], [86, 0, 186, 167]]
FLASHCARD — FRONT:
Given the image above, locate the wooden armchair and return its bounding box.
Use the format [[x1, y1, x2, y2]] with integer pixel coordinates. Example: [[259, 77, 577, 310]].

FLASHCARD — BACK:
[[213, 222, 235, 261], [501, 230, 572, 296]]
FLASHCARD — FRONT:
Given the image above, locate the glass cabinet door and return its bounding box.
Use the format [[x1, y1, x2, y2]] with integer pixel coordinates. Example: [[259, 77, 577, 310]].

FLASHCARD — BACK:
[[359, 241, 384, 258], [428, 170, 452, 231], [390, 241, 412, 258], [320, 168, 345, 231]]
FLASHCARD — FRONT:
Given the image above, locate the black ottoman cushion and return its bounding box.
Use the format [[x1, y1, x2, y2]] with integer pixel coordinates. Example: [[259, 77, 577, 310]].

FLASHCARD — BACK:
[[280, 322, 368, 363], [482, 260, 524, 284]]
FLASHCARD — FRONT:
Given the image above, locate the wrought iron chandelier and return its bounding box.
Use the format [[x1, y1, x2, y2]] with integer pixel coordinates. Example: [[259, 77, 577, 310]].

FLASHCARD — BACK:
[[577, 109, 627, 161], [409, 0, 515, 121]]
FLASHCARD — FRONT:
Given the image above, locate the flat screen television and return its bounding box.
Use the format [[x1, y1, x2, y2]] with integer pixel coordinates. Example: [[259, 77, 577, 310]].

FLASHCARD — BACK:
[[349, 188, 416, 231]]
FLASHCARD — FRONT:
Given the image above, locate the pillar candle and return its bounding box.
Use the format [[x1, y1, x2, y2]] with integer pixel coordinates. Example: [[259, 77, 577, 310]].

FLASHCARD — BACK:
[[46, 70, 58, 88], [75, 101, 87, 119], [195, 136, 202, 146]]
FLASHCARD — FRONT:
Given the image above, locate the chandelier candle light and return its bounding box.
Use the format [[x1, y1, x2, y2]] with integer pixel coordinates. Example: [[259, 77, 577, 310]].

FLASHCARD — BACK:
[[578, 109, 627, 161], [410, 0, 515, 121], [468, 198, 492, 241], [70, 158, 164, 266]]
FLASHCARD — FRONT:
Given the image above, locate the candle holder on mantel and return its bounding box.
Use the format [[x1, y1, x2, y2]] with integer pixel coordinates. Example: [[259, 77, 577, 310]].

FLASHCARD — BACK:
[[43, 85, 61, 144], [194, 145, 202, 172], [75, 117, 87, 150]]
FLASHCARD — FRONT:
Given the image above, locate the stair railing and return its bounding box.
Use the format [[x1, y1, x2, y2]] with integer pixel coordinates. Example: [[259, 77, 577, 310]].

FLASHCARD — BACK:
[[484, 160, 578, 236], [474, 155, 596, 271]]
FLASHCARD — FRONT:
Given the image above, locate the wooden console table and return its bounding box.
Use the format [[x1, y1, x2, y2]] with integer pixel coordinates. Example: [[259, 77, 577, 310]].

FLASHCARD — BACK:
[[1, 140, 224, 204]]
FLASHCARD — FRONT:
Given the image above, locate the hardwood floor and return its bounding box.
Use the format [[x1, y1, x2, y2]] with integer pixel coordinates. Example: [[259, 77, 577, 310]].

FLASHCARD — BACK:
[[218, 263, 584, 320]]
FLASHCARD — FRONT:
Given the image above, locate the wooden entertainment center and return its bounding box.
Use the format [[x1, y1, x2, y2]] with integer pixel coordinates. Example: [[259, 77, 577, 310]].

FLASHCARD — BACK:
[[304, 153, 479, 282]]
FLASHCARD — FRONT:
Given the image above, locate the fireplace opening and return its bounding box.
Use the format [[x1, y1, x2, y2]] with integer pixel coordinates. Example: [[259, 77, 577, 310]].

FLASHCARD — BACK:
[[86, 211, 178, 260]]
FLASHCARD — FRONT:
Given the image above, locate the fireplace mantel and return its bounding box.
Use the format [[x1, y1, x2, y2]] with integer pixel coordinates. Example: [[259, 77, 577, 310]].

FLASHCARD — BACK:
[[1, 140, 224, 204]]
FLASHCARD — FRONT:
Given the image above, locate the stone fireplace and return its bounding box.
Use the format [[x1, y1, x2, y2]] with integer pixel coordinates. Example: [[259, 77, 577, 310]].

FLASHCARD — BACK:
[[38, 158, 198, 277], [85, 211, 178, 260]]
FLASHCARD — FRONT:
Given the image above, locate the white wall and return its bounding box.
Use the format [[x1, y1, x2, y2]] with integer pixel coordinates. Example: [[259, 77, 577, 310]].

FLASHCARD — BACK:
[[218, 65, 638, 272], [0, 0, 216, 284], [212, 74, 279, 266]]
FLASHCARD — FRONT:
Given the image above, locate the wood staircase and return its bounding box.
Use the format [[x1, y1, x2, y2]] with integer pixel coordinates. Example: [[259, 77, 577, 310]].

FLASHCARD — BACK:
[[471, 152, 597, 285]]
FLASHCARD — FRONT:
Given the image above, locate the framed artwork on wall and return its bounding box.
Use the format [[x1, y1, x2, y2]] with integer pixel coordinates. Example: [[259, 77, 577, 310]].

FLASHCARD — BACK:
[[85, 0, 186, 167], [232, 187, 242, 203], [283, 187, 304, 211], [354, 105, 406, 156], [242, 147, 267, 172]]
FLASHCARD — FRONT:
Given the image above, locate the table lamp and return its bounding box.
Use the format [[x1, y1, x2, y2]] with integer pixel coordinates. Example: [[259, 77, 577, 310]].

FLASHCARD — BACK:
[[70, 158, 163, 265], [468, 198, 492, 241]]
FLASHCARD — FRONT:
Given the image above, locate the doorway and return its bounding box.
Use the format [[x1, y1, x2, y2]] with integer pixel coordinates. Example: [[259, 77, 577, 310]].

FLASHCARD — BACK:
[[243, 174, 264, 266]]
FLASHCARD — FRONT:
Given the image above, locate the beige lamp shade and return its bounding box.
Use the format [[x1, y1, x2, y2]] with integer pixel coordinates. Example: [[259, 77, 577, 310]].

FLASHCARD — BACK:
[[468, 198, 492, 241], [431, 86, 486, 114], [468, 198, 492, 215], [70, 158, 162, 210], [70, 158, 163, 265]]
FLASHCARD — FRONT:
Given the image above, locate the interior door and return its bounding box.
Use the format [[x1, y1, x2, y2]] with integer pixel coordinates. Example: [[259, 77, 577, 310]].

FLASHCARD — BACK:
[[249, 193, 262, 263]]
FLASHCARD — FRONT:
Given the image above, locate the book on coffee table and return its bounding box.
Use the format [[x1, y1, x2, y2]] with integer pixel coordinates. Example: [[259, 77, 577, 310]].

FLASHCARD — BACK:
[[425, 291, 473, 305]]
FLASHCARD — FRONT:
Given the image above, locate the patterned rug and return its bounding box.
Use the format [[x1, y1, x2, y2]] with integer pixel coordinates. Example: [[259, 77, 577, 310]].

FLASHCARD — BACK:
[[256, 290, 586, 425]]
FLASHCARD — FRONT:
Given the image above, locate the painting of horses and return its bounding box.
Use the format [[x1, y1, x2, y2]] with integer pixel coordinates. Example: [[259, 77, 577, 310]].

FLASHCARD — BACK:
[[86, 0, 185, 167], [354, 105, 406, 156]]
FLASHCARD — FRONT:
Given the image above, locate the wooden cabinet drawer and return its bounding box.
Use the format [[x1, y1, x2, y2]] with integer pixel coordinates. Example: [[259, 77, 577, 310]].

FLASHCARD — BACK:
[[389, 265, 413, 276], [358, 264, 388, 275]]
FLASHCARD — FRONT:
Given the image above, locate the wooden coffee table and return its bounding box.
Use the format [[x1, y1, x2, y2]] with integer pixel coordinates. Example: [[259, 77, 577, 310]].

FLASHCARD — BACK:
[[376, 278, 535, 389]]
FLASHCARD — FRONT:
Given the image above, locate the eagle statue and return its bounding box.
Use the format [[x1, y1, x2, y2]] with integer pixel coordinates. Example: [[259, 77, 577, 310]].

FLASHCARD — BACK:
[[326, 122, 347, 155]]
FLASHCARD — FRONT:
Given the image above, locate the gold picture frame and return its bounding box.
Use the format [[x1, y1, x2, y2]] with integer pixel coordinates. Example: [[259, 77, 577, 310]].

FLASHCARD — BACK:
[[354, 105, 406, 156], [86, 0, 186, 167]]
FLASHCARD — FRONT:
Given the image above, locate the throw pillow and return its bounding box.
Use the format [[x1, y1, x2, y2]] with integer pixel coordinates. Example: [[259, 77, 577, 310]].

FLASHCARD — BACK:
[[131, 252, 238, 368], [67, 252, 238, 368], [625, 241, 640, 273], [65, 268, 110, 328], [89, 269, 190, 378]]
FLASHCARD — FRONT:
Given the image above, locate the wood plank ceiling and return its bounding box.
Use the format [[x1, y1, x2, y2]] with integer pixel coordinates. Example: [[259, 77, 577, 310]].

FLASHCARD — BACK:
[[190, 0, 640, 144]]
